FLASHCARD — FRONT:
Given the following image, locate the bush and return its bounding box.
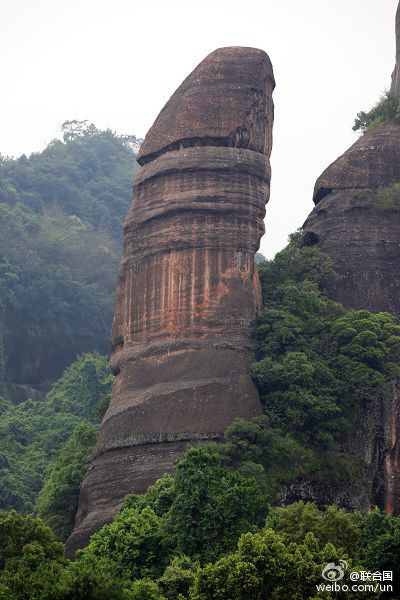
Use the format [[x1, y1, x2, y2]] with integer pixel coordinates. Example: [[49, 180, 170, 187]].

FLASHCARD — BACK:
[[353, 90, 399, 133]]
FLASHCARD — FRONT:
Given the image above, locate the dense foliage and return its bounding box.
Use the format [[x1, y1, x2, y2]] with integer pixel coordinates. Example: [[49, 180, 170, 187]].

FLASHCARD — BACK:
[[251, 234, 400, 485], [1, 502, 399, 599], [82, 444, 269, 574], [0, 121, 140, 391], [34, 422, 98, 541], [0, 353, 111, 523], [353, 90, 399, 133], [1, 188, 400, 598]]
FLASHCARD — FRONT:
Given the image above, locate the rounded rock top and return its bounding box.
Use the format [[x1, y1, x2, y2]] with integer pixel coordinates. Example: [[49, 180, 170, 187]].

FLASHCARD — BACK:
[[137, 46, 275, 165]]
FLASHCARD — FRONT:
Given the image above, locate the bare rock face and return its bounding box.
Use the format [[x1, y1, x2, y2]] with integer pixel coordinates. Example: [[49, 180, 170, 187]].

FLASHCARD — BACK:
[[307, 120, 400, 318], [302, 128, 400, 517], [137, 47, 273, 163], [65, 47, 274, 557], [391, 1, 400, 95], [313, 121, 400, 204]]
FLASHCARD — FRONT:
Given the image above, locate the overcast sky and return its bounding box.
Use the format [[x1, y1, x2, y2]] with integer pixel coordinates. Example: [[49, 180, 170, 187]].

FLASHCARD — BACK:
[[1, 0, 397, 257]]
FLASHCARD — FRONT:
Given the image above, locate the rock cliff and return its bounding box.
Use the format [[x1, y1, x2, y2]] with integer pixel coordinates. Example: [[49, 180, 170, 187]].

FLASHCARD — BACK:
[[300, 2, 400, 516], [391, 0, 400, 94], [65, 47, 275, 557]]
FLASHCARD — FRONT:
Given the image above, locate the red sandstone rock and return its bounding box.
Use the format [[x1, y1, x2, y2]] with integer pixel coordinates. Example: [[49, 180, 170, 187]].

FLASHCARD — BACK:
[[137, 47, 274, 164], [303, 138, 400, 515], [65, 47, 274, 557]]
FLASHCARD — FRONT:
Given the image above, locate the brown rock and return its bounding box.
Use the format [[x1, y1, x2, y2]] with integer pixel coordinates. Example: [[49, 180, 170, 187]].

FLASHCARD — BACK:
[[303, 186, 400, 516], [313, 121, 400, 204], [137, 46, 274, 164], [305, 186, 400, 318], [65, 47, 274, 557]]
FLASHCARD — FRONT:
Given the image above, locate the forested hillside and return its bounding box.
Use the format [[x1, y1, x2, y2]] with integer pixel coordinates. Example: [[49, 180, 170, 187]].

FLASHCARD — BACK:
[[0, 353, 112, 520], [1, 119, 399, 599], [0, 121, 140, 400], [1, 235, 399, 599]]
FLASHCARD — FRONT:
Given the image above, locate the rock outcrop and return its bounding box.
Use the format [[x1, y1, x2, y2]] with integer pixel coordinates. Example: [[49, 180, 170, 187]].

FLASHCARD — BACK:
[[301, 2, 400, 515], [65, 47, 275, 557], [302, 169, 400, 518], [307, 120, 400, 319], [391, 0, 400, 94]]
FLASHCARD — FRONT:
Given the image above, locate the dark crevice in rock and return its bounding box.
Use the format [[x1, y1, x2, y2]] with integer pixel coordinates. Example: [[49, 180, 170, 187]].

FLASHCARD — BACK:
[[313, 186, 333, 204], [302, 231, 320, 247], [137, 135, 267, 166]]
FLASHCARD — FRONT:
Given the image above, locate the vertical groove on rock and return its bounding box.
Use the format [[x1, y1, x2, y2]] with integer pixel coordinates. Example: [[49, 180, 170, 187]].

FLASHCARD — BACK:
[[65, 47, 275, 557]]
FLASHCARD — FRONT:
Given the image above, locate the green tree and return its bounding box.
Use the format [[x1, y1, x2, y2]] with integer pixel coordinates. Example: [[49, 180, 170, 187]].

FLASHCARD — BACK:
[[266, 502, 360, 558], [80, 506, 165, 581], [190, 528, 376, 600], [251, 235, 400, 484], [34, 422, 98, 540], [352, 508, 400, 584], [129, 579, 165, 600], [162, 446, 269, 563], [0, 511, 135, 600], [0, 123, 140, 392], [353, 91, 399, 133], [157, 556, 197, 600], [0, 510, 63, 569], [0, 354, 110, 514]]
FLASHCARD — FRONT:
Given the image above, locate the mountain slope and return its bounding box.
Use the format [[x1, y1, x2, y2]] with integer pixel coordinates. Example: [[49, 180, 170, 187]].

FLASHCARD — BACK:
[[0, 121, 140, 399]]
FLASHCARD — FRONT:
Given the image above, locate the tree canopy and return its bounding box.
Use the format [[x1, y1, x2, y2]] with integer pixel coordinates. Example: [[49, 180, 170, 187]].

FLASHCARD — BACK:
[[0, 122, 140, 392]]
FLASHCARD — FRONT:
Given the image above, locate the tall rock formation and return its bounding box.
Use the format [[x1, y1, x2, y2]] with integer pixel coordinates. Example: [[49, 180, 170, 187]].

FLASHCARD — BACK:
[[300, 2, 400, 516], [66, 47, 275, 556]]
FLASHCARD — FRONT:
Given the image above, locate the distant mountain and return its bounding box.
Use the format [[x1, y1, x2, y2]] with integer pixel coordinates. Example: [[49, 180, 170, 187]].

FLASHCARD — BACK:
[[0, 121, 141, 400]]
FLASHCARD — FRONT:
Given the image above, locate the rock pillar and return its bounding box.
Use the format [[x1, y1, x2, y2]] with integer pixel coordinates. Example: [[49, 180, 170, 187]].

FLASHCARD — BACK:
[[66, 46, 275, 556]]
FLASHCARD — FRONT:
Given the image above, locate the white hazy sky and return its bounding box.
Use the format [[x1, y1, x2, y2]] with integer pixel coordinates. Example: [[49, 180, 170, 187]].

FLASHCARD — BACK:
[[1, 0, 398, 257]]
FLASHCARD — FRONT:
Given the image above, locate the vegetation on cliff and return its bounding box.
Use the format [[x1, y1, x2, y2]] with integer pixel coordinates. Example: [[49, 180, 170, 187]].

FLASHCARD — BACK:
[[252, 233, 400, 485], [34, 422, 99, 541], [1, 125, 400, 596], [352, 183, 400, 211], [1, 233, 400, 598], [353, 90, 399, 133], [0, 122, 140, 393]]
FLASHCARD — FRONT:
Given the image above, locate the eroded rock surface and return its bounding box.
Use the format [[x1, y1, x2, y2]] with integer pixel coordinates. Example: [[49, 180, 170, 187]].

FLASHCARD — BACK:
[[65, 47, 274, 557], [313, 121, 400, 204]]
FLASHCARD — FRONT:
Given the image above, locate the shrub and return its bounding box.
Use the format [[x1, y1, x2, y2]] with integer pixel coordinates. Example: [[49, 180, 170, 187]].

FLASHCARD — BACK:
[[353, 90, 399, 133]]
